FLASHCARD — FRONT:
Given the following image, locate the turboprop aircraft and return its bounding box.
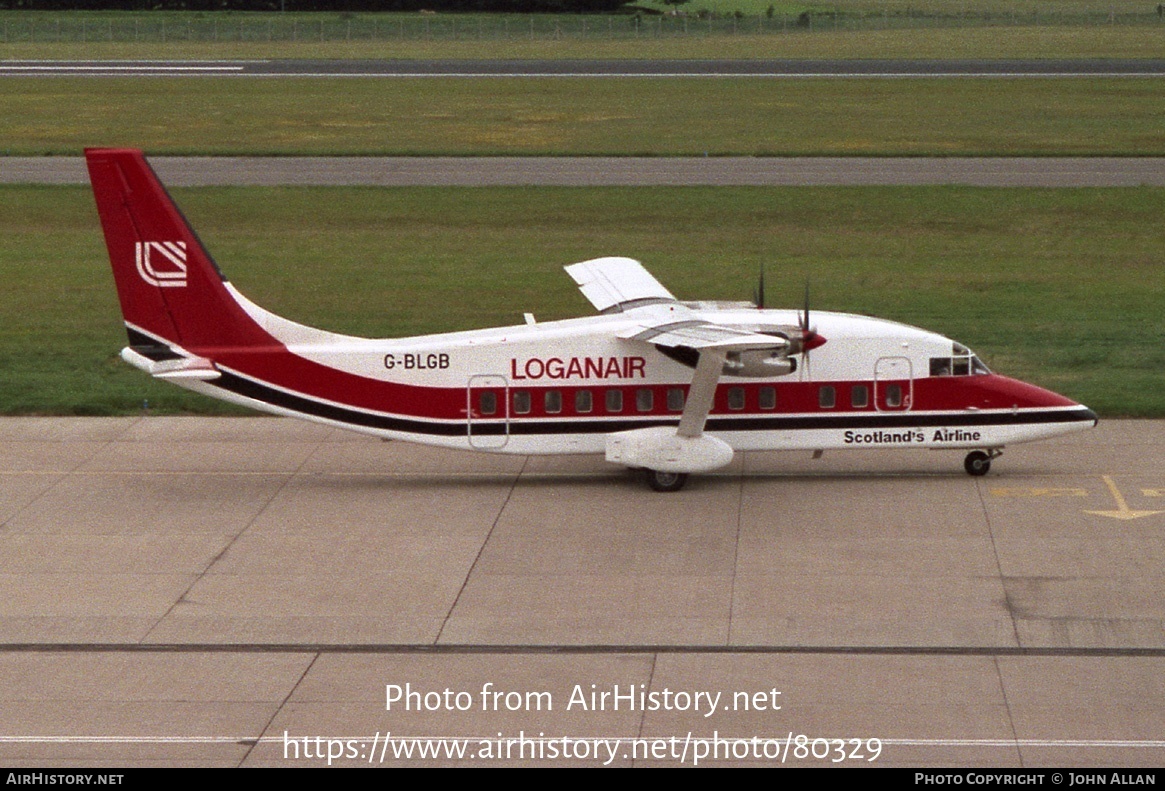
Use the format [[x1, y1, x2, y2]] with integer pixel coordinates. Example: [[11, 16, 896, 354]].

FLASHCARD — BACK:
[[86, 148, 1097, 491]]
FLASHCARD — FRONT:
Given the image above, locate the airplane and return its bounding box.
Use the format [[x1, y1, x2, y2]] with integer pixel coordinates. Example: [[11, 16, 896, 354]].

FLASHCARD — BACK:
[[86, 148, 1098, 492]]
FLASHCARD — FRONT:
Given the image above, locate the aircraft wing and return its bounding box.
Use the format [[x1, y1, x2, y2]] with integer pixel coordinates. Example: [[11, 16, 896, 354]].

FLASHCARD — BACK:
[[566, 258, 787, 440], [619, 316, 789, 439], [619, 319, 789, 353], [565, 257, 676, 313]]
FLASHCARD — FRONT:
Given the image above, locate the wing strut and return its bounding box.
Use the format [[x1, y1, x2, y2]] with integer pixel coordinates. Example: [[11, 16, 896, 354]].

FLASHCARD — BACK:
[[677, 349, 727, 439]]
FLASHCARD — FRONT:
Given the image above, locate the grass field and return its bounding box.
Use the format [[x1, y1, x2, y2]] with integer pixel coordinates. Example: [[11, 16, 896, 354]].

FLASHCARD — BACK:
[[1, 7, 1164, 60], [2, 184, 1161, 418], [3, 76, 1164, 157]]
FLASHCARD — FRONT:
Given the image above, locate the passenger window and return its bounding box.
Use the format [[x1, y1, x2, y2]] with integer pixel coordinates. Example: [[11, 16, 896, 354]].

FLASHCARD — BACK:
[[667, 388, 685, 412], [636, 388, 653, 412], [759, 386, 776, 410], [513, 391, 531, 415], [544, 390, 562, 414], [606, 389, 623, 413], [819, 386, 836, 409], [851, 385, 869, 409], [575, 390, 593, 414], [727, 387, 745, 411], [886, 384, 903, 408], [479, 391, 497, 416]]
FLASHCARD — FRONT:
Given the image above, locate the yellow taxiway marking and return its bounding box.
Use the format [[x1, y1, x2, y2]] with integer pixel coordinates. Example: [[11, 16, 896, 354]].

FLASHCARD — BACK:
[[1085, 476, 1165, 521], [989, 487, 1088, 497]]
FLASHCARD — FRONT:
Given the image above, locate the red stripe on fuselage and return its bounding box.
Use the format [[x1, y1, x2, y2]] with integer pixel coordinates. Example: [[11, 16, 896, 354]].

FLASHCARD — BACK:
[[197, 342, 1077, 423]]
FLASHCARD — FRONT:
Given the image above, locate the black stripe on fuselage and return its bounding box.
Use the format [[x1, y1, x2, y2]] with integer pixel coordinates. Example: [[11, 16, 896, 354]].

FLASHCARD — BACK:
[[211, 370, 1097, 439]]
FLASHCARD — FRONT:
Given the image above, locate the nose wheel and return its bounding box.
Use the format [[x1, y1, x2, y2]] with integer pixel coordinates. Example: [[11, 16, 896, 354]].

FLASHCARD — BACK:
[[646, 469, 688, 492], [964, 449, 1001, 476]]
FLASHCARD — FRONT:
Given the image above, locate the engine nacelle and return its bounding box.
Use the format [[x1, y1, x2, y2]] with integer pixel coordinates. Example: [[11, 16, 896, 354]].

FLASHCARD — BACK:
[[605, 427, 734, 473]]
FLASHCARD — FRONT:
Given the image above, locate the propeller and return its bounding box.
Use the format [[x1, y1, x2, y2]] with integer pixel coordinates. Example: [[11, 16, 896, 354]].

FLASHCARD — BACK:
[[798, 282, 810, 335], [796, 282, 827, 377], [753, 264, 766, 310]]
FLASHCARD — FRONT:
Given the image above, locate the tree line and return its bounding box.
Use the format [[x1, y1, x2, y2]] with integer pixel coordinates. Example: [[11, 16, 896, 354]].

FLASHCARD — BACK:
[[0, 0, 633, 12]]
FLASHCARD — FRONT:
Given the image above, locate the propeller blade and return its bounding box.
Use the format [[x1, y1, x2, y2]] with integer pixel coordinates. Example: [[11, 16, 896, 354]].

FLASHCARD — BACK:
[[755, 265, 766, 310]]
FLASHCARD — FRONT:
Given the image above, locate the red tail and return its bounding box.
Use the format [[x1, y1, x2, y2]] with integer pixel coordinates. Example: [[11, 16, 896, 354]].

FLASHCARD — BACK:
[[85, 148, 270, 353]]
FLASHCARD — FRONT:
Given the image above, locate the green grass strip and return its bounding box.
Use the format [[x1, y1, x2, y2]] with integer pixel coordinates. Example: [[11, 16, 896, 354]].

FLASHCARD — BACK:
[[2, 77, 1164, 157], [2, 184, 1162, 417], [3, 8, 1165, 60]]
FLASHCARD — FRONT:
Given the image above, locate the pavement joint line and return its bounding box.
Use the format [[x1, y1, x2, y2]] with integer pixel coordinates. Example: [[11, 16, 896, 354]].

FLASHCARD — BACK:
[[138, 450, 308, 643], [246, 652, 319, 768], [977, 479, 1023, 650], [435, 457, 526, 644], [992, 656, 1024, 764], [0, 643, 1161, 656], [0, 416, 143, 531]]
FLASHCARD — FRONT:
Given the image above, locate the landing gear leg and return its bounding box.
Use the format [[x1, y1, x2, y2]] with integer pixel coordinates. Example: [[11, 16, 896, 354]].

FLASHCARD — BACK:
[[964, 449, 1001, 476], [646, 469, 688, 492]]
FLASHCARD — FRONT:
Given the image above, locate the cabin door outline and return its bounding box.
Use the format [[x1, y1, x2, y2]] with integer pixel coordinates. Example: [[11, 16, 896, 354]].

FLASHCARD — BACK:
[[874, 356, 913, 411], [467, 375, 509, 449]]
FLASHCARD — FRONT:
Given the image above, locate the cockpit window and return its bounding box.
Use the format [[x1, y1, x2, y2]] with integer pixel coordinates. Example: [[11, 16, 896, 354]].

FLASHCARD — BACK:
[[930, 346, 990, 377]]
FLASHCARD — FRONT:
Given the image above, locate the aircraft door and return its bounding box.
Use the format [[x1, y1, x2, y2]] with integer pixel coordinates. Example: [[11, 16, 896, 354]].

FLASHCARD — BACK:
[[874, 356, 912, 411], [467, 375, 509, 449]]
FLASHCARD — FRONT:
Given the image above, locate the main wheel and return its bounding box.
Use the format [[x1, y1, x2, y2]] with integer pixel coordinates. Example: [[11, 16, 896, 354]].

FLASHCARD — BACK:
[[964, 451, 991, 476], [646, 470, 688, 492]]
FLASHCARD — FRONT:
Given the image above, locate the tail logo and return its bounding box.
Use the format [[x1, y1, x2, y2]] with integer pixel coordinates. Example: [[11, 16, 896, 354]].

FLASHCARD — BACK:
[[135, 241, 187, 287]]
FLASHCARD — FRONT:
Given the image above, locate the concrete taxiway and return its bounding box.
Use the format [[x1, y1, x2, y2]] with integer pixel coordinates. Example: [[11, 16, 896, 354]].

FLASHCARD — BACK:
[[0, 416, 1161, 766]]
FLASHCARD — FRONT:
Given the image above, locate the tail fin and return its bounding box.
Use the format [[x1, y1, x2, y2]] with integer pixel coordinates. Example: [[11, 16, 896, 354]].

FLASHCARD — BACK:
[[85, 148, 271, 354]]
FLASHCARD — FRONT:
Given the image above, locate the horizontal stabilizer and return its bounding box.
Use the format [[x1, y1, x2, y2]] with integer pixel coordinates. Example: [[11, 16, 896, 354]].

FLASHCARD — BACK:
[[120, 347, 221, 381]]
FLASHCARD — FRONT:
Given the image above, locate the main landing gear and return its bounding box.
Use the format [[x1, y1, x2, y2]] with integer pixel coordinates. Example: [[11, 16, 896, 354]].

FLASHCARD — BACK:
[[964, 449, 1002, 476], [645, 469, 689, 492]]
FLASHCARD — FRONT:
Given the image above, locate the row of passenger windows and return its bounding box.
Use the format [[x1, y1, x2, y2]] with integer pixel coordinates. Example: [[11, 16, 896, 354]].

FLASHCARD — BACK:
[[477, 384, 902, 416], [479, 386, 780, 416], [817, 384, 903, 409]]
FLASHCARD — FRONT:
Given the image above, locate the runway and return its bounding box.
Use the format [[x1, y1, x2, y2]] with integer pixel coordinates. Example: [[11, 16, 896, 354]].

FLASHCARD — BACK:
[[7, 156, 1165, 187], [1, 416, 1162, 765], [4, 58, 1165, 78]]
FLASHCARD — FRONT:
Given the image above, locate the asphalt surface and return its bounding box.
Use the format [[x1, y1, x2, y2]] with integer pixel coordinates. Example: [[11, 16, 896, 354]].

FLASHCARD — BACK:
[[0, 417, 1162, 766], [4, 58, 1165, 77], [8, 156, 1165, 187]]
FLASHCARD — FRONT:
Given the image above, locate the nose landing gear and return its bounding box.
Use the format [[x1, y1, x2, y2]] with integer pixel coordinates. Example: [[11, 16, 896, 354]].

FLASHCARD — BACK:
[[964, 449, 1002, 476]]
